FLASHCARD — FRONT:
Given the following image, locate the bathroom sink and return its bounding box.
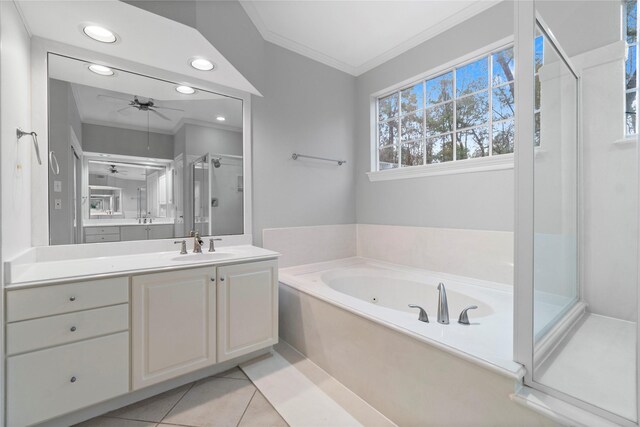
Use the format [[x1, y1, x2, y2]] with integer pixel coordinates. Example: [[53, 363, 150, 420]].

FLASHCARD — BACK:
[[171, 252, 232, 262]]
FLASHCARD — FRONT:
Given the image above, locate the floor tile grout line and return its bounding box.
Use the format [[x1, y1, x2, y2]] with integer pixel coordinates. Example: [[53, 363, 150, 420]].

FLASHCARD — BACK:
[[158, 381, 197, 425], [235, 389, 258, 427]]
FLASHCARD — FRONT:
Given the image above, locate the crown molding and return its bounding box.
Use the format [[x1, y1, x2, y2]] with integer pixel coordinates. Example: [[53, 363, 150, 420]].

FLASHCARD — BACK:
[[240, 0, 500, 77]]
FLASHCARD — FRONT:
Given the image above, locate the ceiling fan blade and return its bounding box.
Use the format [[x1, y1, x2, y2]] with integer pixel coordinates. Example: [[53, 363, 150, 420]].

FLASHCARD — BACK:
[[154, 105, 185, 112], [117, 106, 133, 116], [98, 94, 131, 103], [150, 108, 170, 121]]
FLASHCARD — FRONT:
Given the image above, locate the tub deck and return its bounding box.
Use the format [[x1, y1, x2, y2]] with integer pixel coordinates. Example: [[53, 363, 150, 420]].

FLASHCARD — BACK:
[[279, 256, 524, 378]]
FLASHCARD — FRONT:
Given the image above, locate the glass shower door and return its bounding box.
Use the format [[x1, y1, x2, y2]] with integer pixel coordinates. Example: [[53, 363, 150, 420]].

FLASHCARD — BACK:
[[192, 155, 210, 236], [531, 24, 579, 342], [516, 2, 638, 424]]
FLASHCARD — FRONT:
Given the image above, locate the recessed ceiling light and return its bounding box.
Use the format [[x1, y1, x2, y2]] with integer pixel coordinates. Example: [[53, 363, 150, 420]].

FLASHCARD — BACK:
[[216, 116, 226, 121], [176, 85, 196, 95], [190, 58, 215, 71], [88, 64, 114, 76], [83, 25, 117, 43]]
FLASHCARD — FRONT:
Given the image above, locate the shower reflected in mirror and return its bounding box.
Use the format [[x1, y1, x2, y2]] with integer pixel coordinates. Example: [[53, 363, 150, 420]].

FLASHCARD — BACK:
[[47, 53, 244, 245]]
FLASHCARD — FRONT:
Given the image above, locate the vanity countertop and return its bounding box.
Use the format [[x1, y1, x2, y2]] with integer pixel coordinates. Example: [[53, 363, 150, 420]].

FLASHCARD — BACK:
[[6, 245, 279, 289], [83, 219, 175, 227]]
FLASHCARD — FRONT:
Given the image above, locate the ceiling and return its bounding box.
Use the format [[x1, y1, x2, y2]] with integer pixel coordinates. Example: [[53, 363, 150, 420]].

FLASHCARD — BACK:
[[240, 0, 499, 76], [16, 0, 260, 95], [49, 54, 243, 134], [88, 161, 151, 182]]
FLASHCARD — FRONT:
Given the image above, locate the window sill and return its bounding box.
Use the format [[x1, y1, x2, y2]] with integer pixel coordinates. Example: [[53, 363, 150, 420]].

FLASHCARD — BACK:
[[367, 154, 514, 182], [613, 136, 637, 145]]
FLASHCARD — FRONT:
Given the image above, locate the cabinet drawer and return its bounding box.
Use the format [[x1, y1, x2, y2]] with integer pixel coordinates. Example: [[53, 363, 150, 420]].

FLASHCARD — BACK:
[[85, 227, 120, 236], [7, 277, 129, 322], [6, 304, 129, 356], [7, 332, 129, 427], [85, 233, 120, 243]]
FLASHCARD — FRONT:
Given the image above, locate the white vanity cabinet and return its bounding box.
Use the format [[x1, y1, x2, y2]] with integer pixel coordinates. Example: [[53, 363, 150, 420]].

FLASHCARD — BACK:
[[5, 277, 130, 427], [131, 260, 279, 388], [217, 260, 278, 362], [131, 267, 217, 390], [4, 253, 278, 426]]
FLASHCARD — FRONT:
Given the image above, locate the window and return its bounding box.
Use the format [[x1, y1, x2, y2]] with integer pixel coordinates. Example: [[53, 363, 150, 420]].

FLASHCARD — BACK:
[[375, 46, 515, 171], [625, 0, 637, 136], [534, 34, 543, 146]]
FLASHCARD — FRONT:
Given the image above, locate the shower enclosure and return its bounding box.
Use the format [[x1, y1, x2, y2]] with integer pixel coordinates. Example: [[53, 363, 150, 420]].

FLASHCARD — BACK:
[[515, 1, 639, 424], [191, 153, 244, 237]]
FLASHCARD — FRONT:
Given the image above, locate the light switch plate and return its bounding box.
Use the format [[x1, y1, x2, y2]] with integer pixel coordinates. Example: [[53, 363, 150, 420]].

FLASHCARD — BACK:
[[53, 180, 62, 192], [54, 199, 62, 210]]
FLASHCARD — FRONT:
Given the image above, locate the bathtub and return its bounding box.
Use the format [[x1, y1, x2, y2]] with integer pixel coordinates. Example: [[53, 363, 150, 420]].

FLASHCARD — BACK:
[[279, 257, 523, 377]]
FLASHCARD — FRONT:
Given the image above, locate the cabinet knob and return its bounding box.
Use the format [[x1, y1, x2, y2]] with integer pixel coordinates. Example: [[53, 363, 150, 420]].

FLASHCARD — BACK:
[[70, 376, 77, 383], [69, 296, 76, 302], [220, 277, 225, 282], [210, 277, 216, 282], [70, 326, 77, 332]]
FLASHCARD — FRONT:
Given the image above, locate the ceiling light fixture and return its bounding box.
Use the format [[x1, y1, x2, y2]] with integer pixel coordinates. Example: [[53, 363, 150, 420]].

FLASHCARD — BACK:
[[190, 58, 215, 71], [216, 116, 226, 121], [176, 85, 196, 95], [88, 64, 114, 76], [83, 25, 117, 43]]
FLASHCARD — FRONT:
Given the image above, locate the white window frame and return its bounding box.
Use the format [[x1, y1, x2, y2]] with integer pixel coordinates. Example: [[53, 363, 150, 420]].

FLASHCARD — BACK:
[[368, 36, 515, 182], [624, 0, 638, 137]]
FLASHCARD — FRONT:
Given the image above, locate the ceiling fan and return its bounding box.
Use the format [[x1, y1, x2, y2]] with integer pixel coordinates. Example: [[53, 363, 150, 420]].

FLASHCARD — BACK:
[[107, 164, 128, 175], [97, 94, 183, 121]]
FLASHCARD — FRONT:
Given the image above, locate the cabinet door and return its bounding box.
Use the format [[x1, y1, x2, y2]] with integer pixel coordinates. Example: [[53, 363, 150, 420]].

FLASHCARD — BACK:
[[217, 260, 278, 362], [148, 224, 174, 240], [121, 225, 148, 241], [132, 267, 216, 389]]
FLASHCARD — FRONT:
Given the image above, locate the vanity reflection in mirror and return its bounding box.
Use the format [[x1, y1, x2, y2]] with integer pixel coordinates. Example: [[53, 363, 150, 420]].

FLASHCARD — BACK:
[[47, 53, 244, 245]]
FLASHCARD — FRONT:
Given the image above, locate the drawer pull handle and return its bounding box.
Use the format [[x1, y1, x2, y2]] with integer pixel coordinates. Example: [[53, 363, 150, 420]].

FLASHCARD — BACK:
[[70, 326, 77, 332], [70, 376, 77, 383], [69, 296, 76, 302]]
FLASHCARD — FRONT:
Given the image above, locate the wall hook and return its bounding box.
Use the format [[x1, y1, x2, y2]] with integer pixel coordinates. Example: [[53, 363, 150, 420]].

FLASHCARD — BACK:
[[16, 128, 42, 165]]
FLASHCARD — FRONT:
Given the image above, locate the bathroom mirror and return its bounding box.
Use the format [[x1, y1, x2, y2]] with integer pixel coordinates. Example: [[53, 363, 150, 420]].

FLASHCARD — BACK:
[[47, 53, 244, 245]]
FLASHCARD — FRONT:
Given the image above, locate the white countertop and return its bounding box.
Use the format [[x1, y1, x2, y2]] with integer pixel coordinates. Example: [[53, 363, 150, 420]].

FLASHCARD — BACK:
[[84, 219, 175, 227], [6, 245, 279, 288]]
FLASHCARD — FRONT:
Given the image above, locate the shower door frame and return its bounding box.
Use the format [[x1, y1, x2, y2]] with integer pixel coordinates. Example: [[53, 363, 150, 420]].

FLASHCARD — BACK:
[[514, 2, 639, 425]]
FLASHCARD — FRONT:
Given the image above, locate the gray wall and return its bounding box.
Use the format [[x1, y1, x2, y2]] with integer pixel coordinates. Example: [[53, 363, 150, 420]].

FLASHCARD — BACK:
[[184, 124, 242, 157], [154, 1, 358, 245], [355, 1, 515, 232], [49, 79, 82, 245], [82, 123, 174, 159]]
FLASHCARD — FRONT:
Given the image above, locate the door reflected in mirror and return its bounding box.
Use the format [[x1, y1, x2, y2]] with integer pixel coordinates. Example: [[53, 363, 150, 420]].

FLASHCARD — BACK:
[[47, 53, 244, 245]]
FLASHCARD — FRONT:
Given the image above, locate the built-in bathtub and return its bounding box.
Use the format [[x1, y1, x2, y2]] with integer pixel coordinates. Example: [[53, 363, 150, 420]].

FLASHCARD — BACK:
[[278, 257, 553, 426], [280, 257, 521, 376]]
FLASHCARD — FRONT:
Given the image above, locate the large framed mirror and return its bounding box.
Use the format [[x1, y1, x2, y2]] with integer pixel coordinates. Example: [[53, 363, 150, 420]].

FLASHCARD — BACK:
[[47, 53, 245, 245]]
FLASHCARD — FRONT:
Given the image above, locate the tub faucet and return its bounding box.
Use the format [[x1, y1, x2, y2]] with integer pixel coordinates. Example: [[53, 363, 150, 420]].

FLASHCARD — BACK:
[[437, 282, 449, 324], [408, 304, 429, 323]]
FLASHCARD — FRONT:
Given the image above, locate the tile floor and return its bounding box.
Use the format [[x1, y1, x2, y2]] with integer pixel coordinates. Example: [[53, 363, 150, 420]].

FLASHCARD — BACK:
[[76, 368, 288, 427]]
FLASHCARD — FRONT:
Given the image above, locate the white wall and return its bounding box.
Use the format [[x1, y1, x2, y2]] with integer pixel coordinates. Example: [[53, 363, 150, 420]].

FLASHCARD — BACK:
[[355, 2, 515, 232], [0, 1, 32, 421], [49, 79, 82, 245], [578, 43, 637, 321], [1, 1, 32, 260]]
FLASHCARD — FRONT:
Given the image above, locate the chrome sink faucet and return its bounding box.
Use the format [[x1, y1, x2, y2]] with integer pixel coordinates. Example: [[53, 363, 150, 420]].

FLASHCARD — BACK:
[[174, 240, 187, 254], [437, 282, 449, 324], [209, 238, 222, 252], [193, 232, 204, 253]]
